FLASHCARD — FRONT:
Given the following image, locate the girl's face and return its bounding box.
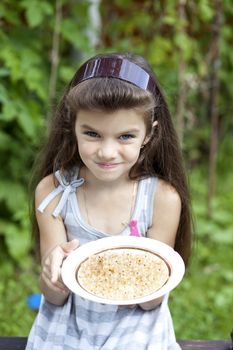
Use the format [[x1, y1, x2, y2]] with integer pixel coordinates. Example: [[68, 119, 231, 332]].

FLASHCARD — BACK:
[[75, 109, 148, 183]]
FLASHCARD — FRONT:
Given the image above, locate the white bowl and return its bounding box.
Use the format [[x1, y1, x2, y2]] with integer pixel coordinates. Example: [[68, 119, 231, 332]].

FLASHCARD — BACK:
[[61, 236, 185, 305]]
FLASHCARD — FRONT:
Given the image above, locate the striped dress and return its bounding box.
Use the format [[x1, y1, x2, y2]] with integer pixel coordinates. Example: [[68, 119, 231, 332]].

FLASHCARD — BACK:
[[26, 169, 181, 350]]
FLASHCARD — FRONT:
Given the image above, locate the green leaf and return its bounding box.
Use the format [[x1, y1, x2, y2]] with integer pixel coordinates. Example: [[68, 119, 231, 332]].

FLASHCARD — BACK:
[[0, 68, 10, 77], [1, 102, 16, 122], [174, 32, 192, 57], [0, 219, 31, 262], [21, 0, 53, 27], [0, 131, 12, 150], [0, 181, 27, 213], [198, 0, 214, 21], [0, 46, 21, 81], [211, 227, 233, 244], [61, 19, 91, 51], [16, 101, 38, 138], [163, 15, 177, 26], [0, 85, 8, 104]]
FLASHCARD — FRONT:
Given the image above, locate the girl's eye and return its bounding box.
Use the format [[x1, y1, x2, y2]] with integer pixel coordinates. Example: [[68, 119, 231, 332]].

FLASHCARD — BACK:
[[119, 134, 134, 141], [119, 134, 135, 141], [84, 131, 100, 138]]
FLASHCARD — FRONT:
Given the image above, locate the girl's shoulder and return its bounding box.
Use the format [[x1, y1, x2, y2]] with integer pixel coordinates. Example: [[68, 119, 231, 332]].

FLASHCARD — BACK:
[[155, 178, 181, 211], [35, 174, 60, 213], [35, 169, 81, 217], [148, 178, 181, 246], [35, 174, 55, 199]]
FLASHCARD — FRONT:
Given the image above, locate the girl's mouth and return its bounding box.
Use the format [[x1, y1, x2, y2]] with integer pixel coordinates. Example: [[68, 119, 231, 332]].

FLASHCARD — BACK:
[[97, 163, 119, 169]]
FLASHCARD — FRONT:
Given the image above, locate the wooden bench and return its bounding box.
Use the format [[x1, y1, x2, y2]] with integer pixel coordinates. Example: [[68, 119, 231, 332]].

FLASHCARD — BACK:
[[0, 337, 232, 350], [178, 340, 232, 349]]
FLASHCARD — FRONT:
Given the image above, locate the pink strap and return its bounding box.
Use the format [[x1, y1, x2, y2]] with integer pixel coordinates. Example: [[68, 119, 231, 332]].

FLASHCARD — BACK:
[[129, 220, 141, 237]]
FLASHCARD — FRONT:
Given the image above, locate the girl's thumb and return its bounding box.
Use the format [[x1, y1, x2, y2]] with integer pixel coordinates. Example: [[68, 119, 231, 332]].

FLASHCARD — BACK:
[[61, 239, 79, 253]]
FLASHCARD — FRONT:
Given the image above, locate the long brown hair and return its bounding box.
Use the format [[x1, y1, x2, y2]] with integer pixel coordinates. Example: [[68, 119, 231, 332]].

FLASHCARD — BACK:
[[30, 52, 193, 265]]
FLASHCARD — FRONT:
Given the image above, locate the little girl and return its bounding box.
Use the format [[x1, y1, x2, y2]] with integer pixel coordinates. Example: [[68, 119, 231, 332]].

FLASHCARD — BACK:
[[26, 52, 192, 350]]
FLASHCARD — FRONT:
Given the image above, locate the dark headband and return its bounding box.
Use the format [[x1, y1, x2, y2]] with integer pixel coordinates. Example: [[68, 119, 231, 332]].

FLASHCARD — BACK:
[[72, 57, 157, 95]]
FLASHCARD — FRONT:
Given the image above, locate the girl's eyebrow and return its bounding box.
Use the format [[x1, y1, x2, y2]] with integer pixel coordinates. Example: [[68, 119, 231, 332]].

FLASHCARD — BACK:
[[80, 124, 99, 131], [81, 124, 94, 129], [118, 128, 140, 134], [80, 124, 140, 134]]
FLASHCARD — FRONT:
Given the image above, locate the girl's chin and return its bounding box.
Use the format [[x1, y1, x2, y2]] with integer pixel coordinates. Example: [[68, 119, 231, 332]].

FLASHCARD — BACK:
[[92, 170, 127, 182]]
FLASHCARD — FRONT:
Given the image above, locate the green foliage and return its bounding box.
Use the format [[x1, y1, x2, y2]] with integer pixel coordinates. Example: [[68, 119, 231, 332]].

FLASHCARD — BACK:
[[21, 0, 53, 27], [170, 167, 233, 340], [171, 240, 233, 340], [0, 251, 39, 335], [0, 0, 92, 266]]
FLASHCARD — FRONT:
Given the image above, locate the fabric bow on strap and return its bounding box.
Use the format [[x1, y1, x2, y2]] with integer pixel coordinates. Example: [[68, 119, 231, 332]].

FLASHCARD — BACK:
[[37, 170, 84, 218]]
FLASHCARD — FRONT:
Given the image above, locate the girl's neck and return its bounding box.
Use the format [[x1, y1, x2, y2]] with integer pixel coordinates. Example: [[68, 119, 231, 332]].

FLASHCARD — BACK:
[[79, 166, 138, 234]]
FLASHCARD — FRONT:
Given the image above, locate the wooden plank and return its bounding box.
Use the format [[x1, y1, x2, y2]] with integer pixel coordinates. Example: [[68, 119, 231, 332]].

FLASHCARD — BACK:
[[0, 337, 231, 350], [0, 337, 27, 350], [178, 339, 232, 350]]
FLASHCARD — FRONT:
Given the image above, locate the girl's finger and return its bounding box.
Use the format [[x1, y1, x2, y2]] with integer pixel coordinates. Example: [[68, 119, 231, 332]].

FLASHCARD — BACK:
[[60, 239, 79, 254], [41, 269, 67, 290], [50, 247, 65, 283], [42, 240, 79, 285], [42, 273, 69, 294]]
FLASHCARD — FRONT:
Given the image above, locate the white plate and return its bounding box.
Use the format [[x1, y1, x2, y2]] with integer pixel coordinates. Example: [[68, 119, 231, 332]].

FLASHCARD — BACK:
[[61, 236, 185, 305]]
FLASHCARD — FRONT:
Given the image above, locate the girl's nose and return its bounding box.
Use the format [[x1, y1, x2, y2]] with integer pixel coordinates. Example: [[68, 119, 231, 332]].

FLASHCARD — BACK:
[[97, 140, 117, 160]]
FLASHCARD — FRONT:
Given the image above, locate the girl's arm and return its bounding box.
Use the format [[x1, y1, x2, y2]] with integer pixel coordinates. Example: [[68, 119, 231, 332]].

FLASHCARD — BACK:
[[35, 174, 79, 305], [139, 179, 182, 311]]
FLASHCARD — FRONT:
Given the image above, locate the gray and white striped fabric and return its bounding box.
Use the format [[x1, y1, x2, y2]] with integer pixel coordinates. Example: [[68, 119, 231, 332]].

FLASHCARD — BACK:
[[26, 169, 181, 350]]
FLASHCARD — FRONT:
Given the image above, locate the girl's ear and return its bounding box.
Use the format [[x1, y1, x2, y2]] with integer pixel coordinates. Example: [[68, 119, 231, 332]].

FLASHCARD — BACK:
[[142, 120, 158, 146], [152, 120, 158, 128]]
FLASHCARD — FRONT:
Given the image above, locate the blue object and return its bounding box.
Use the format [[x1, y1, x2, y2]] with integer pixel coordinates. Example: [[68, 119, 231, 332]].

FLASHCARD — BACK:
[[27, 293, 42, 310]]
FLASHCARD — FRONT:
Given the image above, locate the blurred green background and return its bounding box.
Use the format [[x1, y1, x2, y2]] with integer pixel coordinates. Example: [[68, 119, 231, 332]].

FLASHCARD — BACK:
[[0, 0, 232, 340]]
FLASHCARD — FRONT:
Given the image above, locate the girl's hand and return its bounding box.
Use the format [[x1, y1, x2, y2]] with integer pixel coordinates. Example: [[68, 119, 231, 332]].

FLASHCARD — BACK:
[[41, 239, 79, 295]]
